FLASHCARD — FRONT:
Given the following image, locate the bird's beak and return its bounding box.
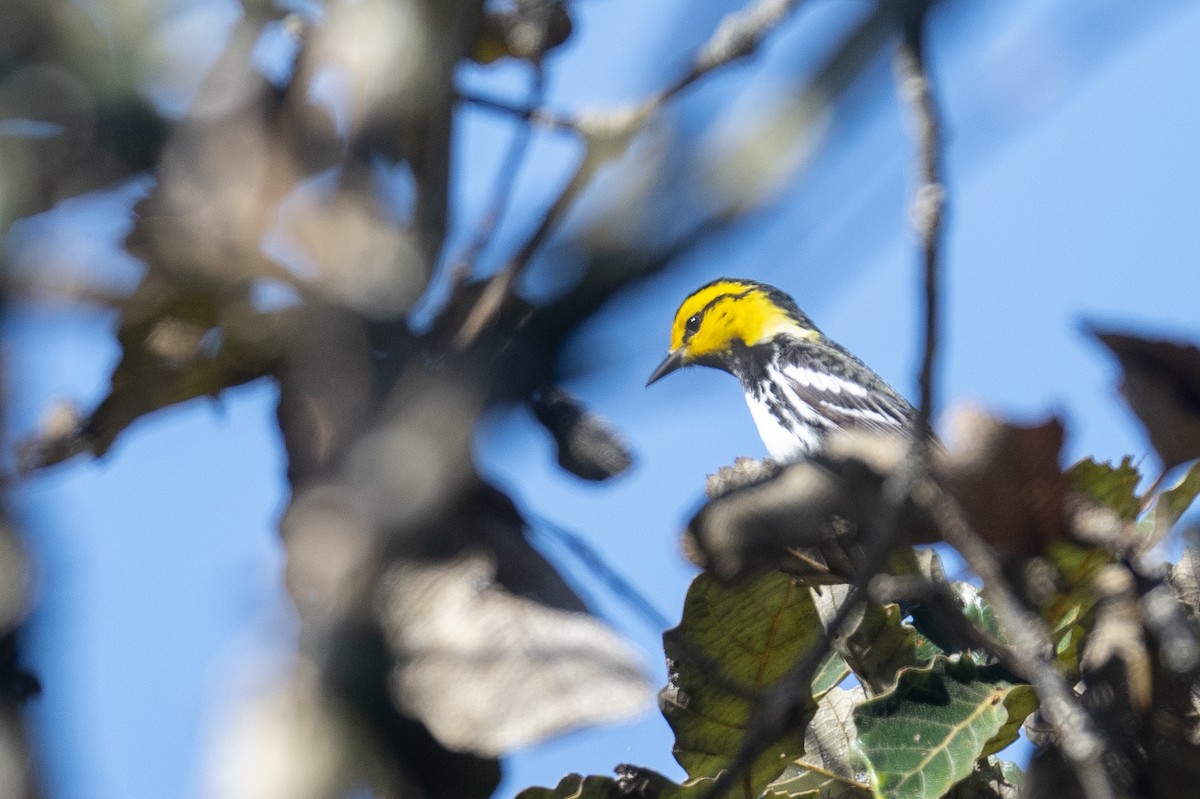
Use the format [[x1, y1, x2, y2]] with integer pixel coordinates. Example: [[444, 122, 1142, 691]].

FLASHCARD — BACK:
[[646, 349, 685, 386]]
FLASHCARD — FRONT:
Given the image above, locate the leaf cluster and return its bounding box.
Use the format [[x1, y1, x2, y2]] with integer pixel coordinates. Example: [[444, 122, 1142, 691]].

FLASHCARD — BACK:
[[521, 333, 1200, 798]]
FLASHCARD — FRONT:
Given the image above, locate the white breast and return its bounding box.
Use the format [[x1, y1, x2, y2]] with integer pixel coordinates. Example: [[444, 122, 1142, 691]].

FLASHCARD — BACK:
[[743, 390, 822, 462]]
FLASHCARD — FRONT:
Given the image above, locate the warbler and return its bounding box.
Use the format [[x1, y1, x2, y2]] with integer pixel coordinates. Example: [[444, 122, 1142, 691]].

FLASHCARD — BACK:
[[647, 278, 915, 461]]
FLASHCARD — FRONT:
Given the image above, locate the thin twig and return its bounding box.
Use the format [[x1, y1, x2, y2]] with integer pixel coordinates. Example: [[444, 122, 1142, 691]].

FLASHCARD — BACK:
[[531, 516, 771, 703], [531, 519, 672, 632], [453, 151, 589, 348], [648, 0, 806, 119], [458, 90, 577, 132], [453, 65, 548, 276], [893, 0, 943, 452]]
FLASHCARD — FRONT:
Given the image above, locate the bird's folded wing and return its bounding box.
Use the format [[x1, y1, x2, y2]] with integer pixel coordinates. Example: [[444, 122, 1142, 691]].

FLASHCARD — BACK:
[[777, 362, 912, 437]]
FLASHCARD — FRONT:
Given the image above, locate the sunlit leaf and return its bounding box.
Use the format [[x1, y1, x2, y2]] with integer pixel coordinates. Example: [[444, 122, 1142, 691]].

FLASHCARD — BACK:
[[662, 572, 822, 795], [1158, 460, 1200, 527], [811, 585, 923, 694], [855, 657, 1037, 799], [767, 686, 871, 799], [1066, 456, 1142, 521], [1170, 547, 1200, 616]]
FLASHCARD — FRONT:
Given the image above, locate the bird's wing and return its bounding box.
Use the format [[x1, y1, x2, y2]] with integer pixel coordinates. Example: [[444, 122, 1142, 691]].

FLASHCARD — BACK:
[[775, 360, 914, 438]]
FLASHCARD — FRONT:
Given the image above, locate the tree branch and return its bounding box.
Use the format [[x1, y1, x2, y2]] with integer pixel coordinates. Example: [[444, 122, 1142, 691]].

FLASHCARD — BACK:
[[452, 64, 549, 277], [893, 0, 943, 451], [452, 0, 808, 349]]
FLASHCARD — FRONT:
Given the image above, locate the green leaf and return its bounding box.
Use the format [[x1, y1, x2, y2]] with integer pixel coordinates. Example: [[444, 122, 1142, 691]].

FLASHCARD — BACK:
[[954, 583, 1002, 643], [662, 572, 822, 796], [812, 652, 851, 699], [855, 657, 1037, 799], [811, 585, 924, 694], [1170, 547, 1200, 614], [841, 602, 924, 693], [1042, 541, 1113, 675], [1066, 456, 1142, 520], [1157, 460, 1200, 527], [909, 582, 1005, 666], [767, 686, 872, 799], [516, 774, 623, 799]]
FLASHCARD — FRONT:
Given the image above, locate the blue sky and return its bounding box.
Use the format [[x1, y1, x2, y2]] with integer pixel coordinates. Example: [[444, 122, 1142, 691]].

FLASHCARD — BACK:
[[6, 1, 1200, 797]]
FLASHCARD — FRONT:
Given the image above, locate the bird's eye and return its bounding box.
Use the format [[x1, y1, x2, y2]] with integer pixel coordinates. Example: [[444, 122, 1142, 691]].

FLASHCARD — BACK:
[[684, 313, 702, 336]]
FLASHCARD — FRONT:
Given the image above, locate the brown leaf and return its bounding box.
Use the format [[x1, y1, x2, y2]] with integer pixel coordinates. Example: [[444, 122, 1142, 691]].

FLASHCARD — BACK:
[[1089, 327, 1200, 469], [935, 408, 1068, 560], [377, 548, 650, 755]]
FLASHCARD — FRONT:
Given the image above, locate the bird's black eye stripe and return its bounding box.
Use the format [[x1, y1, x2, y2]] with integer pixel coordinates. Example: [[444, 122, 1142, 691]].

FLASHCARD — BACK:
[[683, 290, 752, 340]]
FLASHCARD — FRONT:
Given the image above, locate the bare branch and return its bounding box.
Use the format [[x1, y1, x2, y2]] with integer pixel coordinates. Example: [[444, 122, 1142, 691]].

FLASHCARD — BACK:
[[531, 518, 672, 633], [654, 0, 806, 114], [893, 0, 944, 450], [459, 89, 577, 132], [452, 64, 549, 275], [453, 0, 808, 348]]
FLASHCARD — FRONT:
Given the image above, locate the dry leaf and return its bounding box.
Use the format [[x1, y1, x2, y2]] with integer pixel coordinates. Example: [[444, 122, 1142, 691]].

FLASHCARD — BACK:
[[935, 408, 1068, 560], [1089, 328, 1200, 470]]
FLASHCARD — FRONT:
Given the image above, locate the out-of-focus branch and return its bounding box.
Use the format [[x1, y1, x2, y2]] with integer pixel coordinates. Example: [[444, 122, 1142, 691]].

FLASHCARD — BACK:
[[453, 0, 808, 349], [452, 64, 548, 276], [453, 148, 588, 348], [459, 90, 576, 131], [648, 0, 807, 116], [893, 0, 943, 452], [531, 519, 671, 632]]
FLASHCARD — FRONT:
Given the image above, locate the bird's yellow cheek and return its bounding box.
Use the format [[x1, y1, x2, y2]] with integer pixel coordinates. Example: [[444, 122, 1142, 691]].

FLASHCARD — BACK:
[[684, 327, 729, 361]]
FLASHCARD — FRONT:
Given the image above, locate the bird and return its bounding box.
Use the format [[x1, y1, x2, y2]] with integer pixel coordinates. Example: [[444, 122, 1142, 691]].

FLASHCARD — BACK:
[[646, 278, 916, 461]]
